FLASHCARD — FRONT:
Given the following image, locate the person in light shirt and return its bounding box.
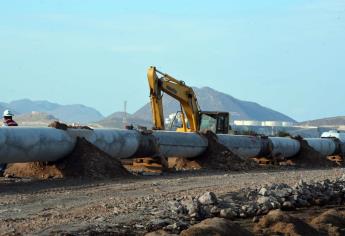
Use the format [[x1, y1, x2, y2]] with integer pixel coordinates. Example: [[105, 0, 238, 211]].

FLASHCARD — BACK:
[[0, 109, 18, 176]]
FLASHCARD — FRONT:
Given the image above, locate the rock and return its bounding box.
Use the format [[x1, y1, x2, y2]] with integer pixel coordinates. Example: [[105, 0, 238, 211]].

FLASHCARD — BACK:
[[219, 208, 237, 220], [147, 219, 171, 231], [180, 217, 253, 236], [259, 187, 268, 196], [210, 206, 221, 215], [169, 201, 186, 214], [296, 198, 310, 207], [257, 196, 270, 205], [181, 199, 200, 218], [273, 188, 291, 198], [281, 201, 295, 211], [198, 192, 218, 205]]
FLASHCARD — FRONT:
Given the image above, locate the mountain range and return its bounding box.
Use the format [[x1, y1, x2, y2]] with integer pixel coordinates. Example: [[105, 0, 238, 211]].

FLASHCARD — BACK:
[[0, 99, 103, 123], [132, 87, 295, 123], [298, 116, 345, 127], [0, 87, 298, 127]]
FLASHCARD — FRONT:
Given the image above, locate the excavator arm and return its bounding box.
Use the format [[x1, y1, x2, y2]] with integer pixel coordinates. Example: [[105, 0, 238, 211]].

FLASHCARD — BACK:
[[147, 66, 200, 132]]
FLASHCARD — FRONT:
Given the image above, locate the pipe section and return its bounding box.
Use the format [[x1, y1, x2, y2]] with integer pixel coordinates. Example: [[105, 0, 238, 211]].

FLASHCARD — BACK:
[[67, 129, 143, 158], [0, 127, 75, 163], [305, 138, 338, 156], [0, 127, 343, 164], [217, 135, 264, 158], [268, 137, 301, 158], [153, 131, 208, 158]]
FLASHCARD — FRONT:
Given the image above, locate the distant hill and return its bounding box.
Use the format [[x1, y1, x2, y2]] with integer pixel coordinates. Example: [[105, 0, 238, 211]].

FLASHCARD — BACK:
[[15, 112, 57, 127], [133, 87, 295, 122], [1, 99, 104, 123], [97, 112, 151, 128], [299, 116, 345, 127]]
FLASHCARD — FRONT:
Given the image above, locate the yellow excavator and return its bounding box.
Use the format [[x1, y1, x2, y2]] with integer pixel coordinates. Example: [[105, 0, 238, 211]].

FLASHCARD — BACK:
[[147, 66, 230, 134]]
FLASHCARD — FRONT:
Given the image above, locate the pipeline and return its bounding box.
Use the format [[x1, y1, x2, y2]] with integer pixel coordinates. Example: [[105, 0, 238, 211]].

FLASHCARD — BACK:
[[0, 127, 343, 163]]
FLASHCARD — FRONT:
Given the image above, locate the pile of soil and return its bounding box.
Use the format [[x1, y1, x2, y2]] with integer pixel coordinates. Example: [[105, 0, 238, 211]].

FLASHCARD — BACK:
[[310, 209, 345, 235], [291, 139, 336, 168], [172, 131, 259, 171], [254, 209, 319, 235], [5, 137, 131, 179], [48, 121, 93, 130]]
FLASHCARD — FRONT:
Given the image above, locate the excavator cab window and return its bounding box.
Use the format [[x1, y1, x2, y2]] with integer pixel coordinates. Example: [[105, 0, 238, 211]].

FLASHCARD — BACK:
[[199, 114, 217, 133], [200, 112, 229, 134]]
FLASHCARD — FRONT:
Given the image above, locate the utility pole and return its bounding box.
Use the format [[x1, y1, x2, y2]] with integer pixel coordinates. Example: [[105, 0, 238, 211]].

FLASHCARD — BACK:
[[123, 100, 128, 128]]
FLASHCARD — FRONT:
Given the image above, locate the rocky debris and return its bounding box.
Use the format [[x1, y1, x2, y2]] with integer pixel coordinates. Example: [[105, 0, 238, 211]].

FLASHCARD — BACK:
[[254, 209, 320, 235], [198, 192, 218, 205], [180, 217, 253, 236], [5, 137, 131, 179], [168, 175, 345, 224]]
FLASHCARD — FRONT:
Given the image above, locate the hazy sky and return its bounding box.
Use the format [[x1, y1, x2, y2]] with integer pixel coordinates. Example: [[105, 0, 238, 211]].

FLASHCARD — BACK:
[[0, 0, 344, 121]]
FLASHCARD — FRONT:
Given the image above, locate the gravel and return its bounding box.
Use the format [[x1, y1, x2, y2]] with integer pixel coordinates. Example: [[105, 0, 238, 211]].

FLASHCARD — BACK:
[[0, 168, 344, 234]]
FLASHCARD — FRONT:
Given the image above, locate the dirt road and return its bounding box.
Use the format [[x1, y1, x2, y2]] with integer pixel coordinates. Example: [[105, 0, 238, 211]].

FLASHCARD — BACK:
[[0, 168, 344, 235]]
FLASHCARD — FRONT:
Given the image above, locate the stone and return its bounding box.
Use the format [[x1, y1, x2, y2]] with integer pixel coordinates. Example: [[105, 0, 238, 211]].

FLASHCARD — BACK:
[[148, 219, 172, 231], [257, 196, 270, 205], [281, 201, 295, 211], [259, 187, 268, 196], [181, 199, 200, 218], [220, 208, 237, 220], [198, 192, 218, 205], [210, 206, 221, 215]]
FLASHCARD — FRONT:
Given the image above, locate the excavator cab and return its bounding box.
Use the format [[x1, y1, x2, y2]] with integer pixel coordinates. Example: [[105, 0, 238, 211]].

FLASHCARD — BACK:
[[169, 111, 230, 134], [199, 111, 230, 134]]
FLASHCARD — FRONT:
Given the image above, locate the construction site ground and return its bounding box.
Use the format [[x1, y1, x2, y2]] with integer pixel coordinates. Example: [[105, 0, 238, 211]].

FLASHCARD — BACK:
[[0, 167, 344, 235]]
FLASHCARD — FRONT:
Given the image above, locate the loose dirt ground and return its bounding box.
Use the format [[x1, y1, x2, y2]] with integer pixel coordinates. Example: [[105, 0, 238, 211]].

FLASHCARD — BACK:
[[0, 168, 344, 235]]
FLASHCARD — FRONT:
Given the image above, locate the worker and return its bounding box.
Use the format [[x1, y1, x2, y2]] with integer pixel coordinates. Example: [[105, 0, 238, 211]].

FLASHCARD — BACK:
[[0, 109, 18, 176]]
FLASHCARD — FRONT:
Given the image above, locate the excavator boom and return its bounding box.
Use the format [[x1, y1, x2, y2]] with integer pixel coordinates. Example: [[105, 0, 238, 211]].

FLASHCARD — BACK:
[[147, 66, 200, 131], [147, 66, 230, 134]]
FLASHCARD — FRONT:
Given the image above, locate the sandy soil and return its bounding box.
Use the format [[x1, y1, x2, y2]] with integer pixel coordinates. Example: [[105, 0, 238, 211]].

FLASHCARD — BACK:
[[0, 168, 344, 235]]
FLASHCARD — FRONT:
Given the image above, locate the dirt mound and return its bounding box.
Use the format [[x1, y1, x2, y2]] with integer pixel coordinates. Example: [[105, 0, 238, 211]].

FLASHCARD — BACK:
[[254, 209, 320, 235], [311, 209, 345, 235], [291, 139, 335, 168], [48, 121, 93, 130], [180, 217, 253, 236], [5, 137, 131, 179], [194, 131, 259, 171]]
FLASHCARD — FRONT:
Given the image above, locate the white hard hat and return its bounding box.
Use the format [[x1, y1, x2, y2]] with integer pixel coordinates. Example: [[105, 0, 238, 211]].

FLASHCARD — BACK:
[[3, 109, 14, 117]]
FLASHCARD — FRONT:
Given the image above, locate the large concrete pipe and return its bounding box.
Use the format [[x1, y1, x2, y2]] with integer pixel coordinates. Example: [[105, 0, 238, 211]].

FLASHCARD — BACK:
[[0, 127, 75, 163], [153, 131, 208, 158], [216, 135, 267, 158], [304, 138, 338, 156], [67, 129, 146, 158], [67, 129, 208, 159], [268, 137, 300, 158]]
